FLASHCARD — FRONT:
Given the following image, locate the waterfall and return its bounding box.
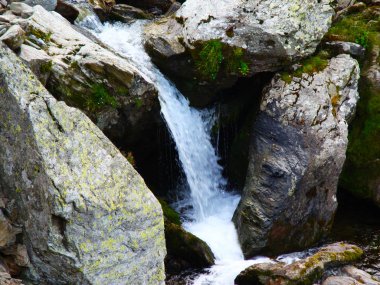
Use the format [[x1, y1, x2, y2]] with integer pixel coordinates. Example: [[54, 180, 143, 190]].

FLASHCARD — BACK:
[[80, 18, 273, 284]]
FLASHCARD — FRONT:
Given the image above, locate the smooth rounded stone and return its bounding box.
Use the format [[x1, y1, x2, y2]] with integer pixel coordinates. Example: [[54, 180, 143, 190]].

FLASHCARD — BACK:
[[341, 266, 380, 285], [9, 2, 33, 17], [54, 0, 79, 23], [99, 4, 152, 23], [0, 24, 25, 50], [325, 41, 366, 59], [0, 0, 7, 7], [0, 43, 166, 284], [235, 243, 363, 285], [10, 0, 57, 11], [116, 0, 174, 14], [322, 276, 359, 285], [233, 55, 360, 257]]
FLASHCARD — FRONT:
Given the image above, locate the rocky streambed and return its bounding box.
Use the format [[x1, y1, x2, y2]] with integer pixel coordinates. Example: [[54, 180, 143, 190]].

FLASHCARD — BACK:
[[0, 0, 378, 284]]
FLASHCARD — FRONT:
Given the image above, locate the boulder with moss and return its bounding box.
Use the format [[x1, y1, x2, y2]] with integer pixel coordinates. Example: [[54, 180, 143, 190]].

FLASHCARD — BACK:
[[0, 42, 166, 284], [235, 243, 363, 285], [13, 4, 160, 151], [233, 54, 360, 257], [324, 4, 380, 207], [144, 0, 334, 106], [159, 200, 215, 275]]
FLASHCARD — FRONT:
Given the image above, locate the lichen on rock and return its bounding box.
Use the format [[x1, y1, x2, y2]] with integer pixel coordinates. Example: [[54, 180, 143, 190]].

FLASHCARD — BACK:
[[0, 42, 166, 284]]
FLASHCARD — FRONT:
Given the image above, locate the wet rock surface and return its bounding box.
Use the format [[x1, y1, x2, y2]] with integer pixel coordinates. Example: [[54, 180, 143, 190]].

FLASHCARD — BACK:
[[233, 55, 360, 257]]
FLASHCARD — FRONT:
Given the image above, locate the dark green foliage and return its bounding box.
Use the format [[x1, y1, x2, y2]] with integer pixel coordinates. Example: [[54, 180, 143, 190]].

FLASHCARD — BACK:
[[324, 6, 380, 50], [196, 40, 224, 80], [333, 5, 380, 200], [39, 60, 53, 74], [87, 83, 118, 111], [194, 39, 250, 80]]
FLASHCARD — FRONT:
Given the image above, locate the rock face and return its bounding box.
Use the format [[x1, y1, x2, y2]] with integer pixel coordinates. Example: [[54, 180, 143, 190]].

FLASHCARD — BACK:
[[235, 243, 363, 285], [16, 5, 160, 150], [233, 54, 360, 257], [144, 0, 334, 106], [0, 43, 166, 284]]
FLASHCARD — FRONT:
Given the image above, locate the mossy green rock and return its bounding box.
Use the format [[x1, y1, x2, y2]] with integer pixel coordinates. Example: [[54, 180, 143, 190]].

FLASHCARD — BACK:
[[158, 200, 215, 274], [328, 5, 380, 207], [235, 243, 363, 285], [0, 43, 165, 284]]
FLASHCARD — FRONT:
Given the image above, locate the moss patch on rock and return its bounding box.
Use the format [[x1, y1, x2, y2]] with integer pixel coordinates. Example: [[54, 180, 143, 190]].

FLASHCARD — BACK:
[[192, 39, 250, 81], [332, 4, 380, 203], [280, 52, 330, 84]]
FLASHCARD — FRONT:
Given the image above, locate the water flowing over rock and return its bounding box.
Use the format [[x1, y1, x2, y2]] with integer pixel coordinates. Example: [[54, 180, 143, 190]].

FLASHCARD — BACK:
[[235, 243, 363, 285], [233, 54, 360, 257], [15, 5, 160, 149], [0, 43, 165, 284], [143, 0, 334, 106]]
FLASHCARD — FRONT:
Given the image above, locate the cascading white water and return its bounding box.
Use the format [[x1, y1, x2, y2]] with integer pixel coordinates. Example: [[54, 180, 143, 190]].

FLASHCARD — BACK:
[[80, 17, 275, 284]]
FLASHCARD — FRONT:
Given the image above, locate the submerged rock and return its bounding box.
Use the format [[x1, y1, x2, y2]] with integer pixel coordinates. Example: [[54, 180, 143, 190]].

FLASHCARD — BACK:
[[0, 43, 166, 284], [235, 243, 363, 285], [233, 54, 360, 257], [144, 0, 334, 106]]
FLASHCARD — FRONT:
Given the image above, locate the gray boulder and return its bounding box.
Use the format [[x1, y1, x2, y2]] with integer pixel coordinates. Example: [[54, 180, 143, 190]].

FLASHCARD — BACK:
[[233, 54, 360, 257], [0, 43, 165, 284], [143, 0, 334, 106]]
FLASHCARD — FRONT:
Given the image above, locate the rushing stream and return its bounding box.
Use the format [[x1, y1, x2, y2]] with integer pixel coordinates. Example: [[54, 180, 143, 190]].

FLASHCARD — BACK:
[[79, 17, 285, 284]]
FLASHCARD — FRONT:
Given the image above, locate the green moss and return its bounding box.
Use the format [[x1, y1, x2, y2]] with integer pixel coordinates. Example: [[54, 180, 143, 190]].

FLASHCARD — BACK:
[[27, 26, 52, 43], [195, 39, 224, 80], [324, 6, 380, 51], [193, 39, 251, 80], [86, 83, 118, 111], [40, 60, 53, 74], [158, 199, 181, 226], [281, 53, 329, 83], [336, 5, 380, 200]]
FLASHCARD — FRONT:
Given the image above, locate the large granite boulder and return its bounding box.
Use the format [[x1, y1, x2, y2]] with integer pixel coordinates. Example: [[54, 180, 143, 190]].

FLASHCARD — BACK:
[[11, 4, 160, 150], [235, 243, 363, 285], [0, 43, 166, 284], [143, 0, 334, 106], [233, 54, 360, 257]]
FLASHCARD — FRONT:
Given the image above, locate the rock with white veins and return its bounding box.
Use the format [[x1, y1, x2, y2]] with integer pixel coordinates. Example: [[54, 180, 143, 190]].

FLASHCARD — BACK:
[[0, 42, 166, 284], [233, 54, 360, 257]]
